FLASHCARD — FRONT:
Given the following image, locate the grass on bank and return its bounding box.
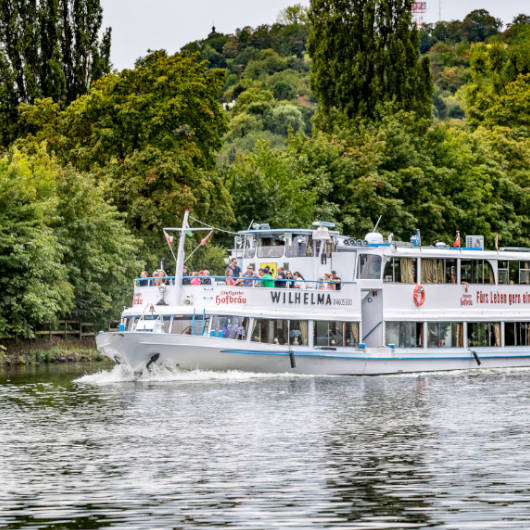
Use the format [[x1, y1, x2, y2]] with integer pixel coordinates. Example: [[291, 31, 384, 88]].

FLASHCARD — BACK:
[[0, 337, 105, 365]]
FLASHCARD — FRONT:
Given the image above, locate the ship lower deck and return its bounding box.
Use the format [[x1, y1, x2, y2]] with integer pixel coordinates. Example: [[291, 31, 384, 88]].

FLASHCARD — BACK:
[[96, 332, 530, 376]]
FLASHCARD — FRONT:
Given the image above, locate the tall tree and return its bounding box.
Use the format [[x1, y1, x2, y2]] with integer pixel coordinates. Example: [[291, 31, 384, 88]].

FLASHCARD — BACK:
[[0, 0, 111, 145], [308, 0, 433, 122]]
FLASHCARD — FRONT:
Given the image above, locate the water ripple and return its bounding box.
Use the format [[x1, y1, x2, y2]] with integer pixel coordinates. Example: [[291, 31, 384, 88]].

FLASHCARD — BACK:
[[1, 365, 529, 528]]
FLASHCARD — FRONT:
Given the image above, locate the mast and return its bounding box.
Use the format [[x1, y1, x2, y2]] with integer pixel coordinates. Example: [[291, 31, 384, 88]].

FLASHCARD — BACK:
[[174, 209, 189, 305]]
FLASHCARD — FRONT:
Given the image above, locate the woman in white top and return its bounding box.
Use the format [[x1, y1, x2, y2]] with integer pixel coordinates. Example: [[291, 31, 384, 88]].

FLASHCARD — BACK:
[[293, 271, 306, 289]]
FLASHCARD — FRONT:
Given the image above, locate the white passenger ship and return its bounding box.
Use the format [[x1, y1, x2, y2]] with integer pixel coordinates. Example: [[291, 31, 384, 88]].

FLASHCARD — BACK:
[[96, 211, 530, 375]]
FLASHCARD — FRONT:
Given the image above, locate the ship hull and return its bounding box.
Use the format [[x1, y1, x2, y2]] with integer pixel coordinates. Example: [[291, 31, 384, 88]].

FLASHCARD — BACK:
[[96, 332, 530, 376]]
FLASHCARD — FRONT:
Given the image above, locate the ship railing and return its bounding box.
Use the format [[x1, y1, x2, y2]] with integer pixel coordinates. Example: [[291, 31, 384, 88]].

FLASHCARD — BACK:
[[133, 276, 356, 288]]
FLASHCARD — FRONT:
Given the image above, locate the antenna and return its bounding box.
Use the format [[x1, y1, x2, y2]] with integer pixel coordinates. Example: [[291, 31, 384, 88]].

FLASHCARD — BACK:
[[373, 215, 382, 232]]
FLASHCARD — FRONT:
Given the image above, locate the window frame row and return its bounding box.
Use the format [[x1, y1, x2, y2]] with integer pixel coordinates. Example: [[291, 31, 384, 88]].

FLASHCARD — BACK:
[[385, 321, 530, 348], [357, 254, 530, 285]]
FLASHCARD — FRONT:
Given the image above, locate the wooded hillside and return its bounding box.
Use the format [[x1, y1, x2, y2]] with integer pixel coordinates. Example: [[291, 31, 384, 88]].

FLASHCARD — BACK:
[[1, 1, 528, 336]]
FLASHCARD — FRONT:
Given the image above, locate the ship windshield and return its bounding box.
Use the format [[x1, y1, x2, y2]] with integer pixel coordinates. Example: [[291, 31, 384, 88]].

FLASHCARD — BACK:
[[285, 235, 313, 257], [358, 254, 382, 279], [257, 238, 284, 258]]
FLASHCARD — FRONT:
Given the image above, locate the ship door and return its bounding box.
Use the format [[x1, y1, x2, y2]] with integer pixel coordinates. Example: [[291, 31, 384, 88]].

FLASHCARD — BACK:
[[361, 289, 383, 347]]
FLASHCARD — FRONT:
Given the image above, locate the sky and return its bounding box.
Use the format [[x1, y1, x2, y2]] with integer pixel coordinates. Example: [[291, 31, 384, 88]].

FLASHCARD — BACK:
[[101, 0, 529, 71]]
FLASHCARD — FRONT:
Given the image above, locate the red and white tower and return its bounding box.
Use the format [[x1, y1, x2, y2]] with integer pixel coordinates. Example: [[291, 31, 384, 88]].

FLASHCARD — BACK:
[[412, 1, 427, 26]]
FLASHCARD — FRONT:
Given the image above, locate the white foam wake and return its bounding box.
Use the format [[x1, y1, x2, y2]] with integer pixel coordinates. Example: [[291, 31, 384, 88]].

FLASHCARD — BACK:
[[75, 363, 317, 385]]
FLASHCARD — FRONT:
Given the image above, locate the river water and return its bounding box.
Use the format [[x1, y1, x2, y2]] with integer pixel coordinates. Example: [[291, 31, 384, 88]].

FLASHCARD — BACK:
[[1, 364, 530, 528]]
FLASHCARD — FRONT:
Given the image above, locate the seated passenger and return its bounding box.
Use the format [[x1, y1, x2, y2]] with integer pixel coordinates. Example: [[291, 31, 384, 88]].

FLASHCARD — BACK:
[[225, 269, 236, 286], [190, 271, 201, 285], [285, 270, 294, 288]]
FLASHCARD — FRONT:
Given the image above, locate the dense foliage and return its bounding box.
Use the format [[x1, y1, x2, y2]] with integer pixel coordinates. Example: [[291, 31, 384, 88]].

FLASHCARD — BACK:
[[0, 1, 528, 336], [18, 50, 234, 263], [0, 0, 111, 145], [308, 0, 433, 121], [0, 146, 139, 337]]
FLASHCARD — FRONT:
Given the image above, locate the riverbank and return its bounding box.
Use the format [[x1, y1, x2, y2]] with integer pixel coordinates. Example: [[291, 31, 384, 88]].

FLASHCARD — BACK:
[[0, 337, 106, 366]]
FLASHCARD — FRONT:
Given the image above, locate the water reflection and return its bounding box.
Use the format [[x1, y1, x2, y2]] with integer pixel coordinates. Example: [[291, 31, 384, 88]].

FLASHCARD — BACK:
[[0, 365, 529, 528]]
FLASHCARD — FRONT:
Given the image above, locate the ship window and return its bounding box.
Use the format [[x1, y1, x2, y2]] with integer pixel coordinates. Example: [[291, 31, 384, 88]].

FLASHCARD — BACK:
[[257, 238, 284, 258], [325, 239, 335, 257], [460, 260, 494, 284], [251, 319, 308, 345], [170, 315, 195, 335], [314, 321, 359, 347], [498, 261, 510, 284], [211, 315, 249, 339], [519, 261, 530, 285], [358, 254, 381, 279], [383, 258, 417, 283], [125, 317, 138, 331], [505, 322, 530, 346], [385, 322, 423, 348], [427, 322, 463, 348], [421, 258, 458, 284], [289, 320, 309, 345], [467, 322, 501, 347], [285, 235, 313, 257]]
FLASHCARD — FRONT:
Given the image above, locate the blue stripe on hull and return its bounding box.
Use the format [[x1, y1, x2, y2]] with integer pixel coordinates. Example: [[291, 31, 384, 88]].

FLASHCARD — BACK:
[[219, 349, 530, 361]]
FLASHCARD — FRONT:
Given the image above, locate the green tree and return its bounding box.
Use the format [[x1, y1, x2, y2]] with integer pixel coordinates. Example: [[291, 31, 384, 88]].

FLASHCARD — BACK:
[[54, 166, 142, 326], [264, 110, 529, 248], [0, 148, 73, 337], [220, 138, 331, 229], [277, 4, 309, 25], [0, 144, 143, 334], [0, 0, 111, 145], [461, 9, 501, 42], [21, 50, 228, 171], [18, 50, 234, 263], [462, 40, 530, 131], [308, 0, 433, 122]]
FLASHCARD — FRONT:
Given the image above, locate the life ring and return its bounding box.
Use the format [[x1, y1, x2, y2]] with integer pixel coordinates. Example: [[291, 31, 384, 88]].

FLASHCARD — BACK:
[[413, 284, 425, 307]]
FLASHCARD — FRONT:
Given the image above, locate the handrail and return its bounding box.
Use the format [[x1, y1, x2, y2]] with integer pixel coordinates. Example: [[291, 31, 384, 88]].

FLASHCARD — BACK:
[[134, 275, 356, 287]]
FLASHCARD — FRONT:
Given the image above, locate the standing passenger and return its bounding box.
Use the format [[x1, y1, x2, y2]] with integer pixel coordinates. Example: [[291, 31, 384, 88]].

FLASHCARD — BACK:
[[201, 270, 212, 285], [182, 265, 190, 285], [293, 272, 305, 289], [261, 267, 275, 288], [243, 266, 257, 287], [275, 267, 287, 288], [330, 270, 341, 291], [228, 258, 241, 278]]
